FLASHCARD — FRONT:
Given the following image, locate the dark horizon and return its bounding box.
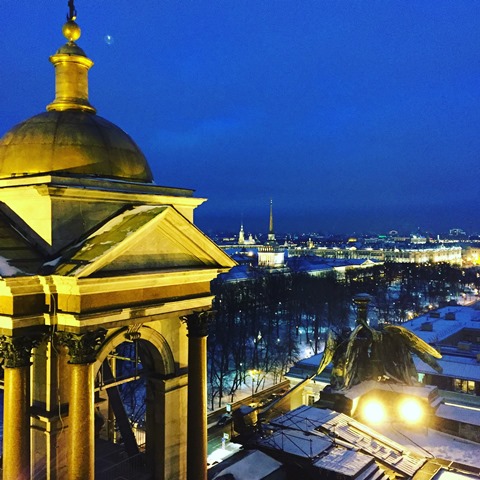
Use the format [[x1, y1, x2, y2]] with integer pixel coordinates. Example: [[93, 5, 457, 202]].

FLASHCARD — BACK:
[[196, 201, 479, 237]]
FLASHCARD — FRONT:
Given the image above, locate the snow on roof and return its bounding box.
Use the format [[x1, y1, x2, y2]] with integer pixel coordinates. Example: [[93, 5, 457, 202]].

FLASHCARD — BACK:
[[313, 447, 374, 476], [258, 428, 332, 458], [297, 353, 324, 368], [343, 380, 436, 401], [52, 205, 168, 276], [270, 405, 336, 432], [0, 255, 24, 276], [319, 410, 426, 477], [436, 404, 480, 427], [219, 265, 256, 282], [268, 405, 425, 477], [402, 306, 480, 344], [374, 422, 480, 470], [414, 356, 480, 382], [211, 449, 284, 479]]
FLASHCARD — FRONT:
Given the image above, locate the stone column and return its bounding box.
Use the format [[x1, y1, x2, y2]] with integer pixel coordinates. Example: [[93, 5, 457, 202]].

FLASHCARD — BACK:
[[57, 330, 106, 480], [182, 311, 213, 480], [0, 335, 40, 480]]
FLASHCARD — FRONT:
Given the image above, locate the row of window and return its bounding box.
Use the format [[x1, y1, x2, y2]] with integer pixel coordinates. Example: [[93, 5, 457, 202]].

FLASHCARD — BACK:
[[454, 378, 476, 395]]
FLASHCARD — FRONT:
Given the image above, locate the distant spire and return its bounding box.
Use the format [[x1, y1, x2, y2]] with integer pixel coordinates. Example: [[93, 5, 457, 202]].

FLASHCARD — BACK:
[[238, 220, 245, 244], [46, 0, 96, 113], [267, 199, 276, 243]]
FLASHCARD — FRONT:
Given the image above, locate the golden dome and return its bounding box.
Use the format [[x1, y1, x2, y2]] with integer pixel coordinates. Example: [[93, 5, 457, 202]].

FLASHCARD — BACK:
[[0, 111, 153, 182], [0, 6, 155, 184]]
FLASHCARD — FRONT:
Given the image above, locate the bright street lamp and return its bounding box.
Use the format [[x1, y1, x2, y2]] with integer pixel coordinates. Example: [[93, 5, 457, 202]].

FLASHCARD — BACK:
[[249, 369, 259, 399]]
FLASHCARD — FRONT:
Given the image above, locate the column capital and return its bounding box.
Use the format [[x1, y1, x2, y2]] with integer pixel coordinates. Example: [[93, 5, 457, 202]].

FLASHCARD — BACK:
[[181, 310, 215, 338], [0, 334, 43, 368], [56, 329, 107, 364]]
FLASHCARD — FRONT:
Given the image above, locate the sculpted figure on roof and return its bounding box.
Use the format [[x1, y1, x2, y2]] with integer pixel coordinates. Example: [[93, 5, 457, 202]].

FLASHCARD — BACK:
[[317, 294, 443, 390]]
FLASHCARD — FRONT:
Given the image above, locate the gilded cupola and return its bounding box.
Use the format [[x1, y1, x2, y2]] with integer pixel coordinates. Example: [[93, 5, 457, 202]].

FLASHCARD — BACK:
[[0, 3, 153, 183]]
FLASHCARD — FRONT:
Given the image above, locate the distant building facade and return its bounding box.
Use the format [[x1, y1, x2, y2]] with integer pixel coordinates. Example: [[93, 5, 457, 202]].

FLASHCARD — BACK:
[[253, 200, 286, 269], [303, 245, 462, 265]]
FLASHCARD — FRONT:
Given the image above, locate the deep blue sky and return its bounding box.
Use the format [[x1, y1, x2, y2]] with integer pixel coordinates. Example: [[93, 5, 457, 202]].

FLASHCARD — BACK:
[[1, 1, 479, 235]]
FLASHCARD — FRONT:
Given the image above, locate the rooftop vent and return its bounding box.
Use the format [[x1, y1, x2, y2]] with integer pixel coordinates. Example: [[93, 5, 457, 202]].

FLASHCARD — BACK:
[[429, 312, 441, 318], [445, 312, 456, 321], [457, 341, 471, 351], [420, 322, 433, 331]]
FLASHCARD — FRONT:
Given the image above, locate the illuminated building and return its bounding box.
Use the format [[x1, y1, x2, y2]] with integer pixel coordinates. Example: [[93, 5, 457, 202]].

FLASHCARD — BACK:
[[257, 200, 286, 268], [307, 245, 462, 265], [237, 222, 256, 246], [0, 4, 234, 480]]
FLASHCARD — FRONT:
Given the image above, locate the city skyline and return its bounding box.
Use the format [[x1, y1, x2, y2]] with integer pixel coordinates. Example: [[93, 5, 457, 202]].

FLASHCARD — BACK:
[[1, 1, 480, 234]]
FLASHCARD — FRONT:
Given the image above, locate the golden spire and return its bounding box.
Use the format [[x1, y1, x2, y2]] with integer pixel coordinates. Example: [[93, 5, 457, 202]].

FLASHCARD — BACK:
[[46, 0, 96, 114], [267, 199, 276, 242]]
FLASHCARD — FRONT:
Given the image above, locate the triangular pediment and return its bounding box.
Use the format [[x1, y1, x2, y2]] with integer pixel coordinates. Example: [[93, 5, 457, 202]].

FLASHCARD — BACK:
[[49, 205, 236, 277]]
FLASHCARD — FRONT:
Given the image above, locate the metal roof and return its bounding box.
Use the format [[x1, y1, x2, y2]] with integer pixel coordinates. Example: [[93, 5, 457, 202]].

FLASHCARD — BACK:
[[313, 447, 375, 477], [258, 428, 331, 459], [402, 306, 480, 344], [318, 412, 426, 477], [414, 356, 480, 382], [267, 405, 426, 477]]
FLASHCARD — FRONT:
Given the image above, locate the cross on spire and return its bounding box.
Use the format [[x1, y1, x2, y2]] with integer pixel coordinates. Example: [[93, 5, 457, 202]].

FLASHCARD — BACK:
[[67, 0, 77, 21]]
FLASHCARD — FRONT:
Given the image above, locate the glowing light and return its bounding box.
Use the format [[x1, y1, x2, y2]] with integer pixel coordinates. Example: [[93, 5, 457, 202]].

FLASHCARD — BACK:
[[104, 34, 114, 45], [361, 400, 385, 424], [398, 399, 423, 423]]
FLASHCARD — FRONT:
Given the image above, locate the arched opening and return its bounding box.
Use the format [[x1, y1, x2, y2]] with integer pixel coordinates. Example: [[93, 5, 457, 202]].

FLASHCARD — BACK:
[[93, 326, 176, 479]]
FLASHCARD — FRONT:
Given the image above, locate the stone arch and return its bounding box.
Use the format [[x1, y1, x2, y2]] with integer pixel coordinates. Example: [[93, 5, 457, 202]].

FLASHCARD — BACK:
[[94, 325, 176, 376], [93, 324, 184, 478]]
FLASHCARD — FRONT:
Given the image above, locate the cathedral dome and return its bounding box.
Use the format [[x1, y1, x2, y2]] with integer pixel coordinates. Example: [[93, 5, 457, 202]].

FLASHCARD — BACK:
[[0, 111, 153, 182], [0, 12, 154, 184]]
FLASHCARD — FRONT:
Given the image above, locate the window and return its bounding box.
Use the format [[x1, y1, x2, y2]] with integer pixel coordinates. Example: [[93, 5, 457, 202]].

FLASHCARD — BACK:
[[454, 379, 475, 395]]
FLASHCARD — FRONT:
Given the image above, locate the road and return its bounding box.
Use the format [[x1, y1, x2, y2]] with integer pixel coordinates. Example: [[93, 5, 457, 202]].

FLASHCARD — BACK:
[[207, 380, 289, 455]]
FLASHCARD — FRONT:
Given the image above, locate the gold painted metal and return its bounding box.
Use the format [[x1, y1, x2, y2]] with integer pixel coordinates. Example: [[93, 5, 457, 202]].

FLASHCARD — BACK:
[[3, 365, 30, 480], [68, 362, 95, 480], [62, 20, 81, 42], [47, 15, 95, 114], [0, 111, 153, 182], [47, 52, 96, 113]]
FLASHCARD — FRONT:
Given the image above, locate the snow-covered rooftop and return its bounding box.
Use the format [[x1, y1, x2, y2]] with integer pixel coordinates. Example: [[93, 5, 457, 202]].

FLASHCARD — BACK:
[[436, 404, 480, 427], [211, 449, 284, 480], [402, 305, 480, 344], [414, 355, 480, 382]]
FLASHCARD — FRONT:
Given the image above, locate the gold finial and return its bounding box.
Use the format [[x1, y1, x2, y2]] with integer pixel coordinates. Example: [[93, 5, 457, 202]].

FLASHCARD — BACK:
[[47, 0, 96, 113], [63, 0, 81, 42]]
